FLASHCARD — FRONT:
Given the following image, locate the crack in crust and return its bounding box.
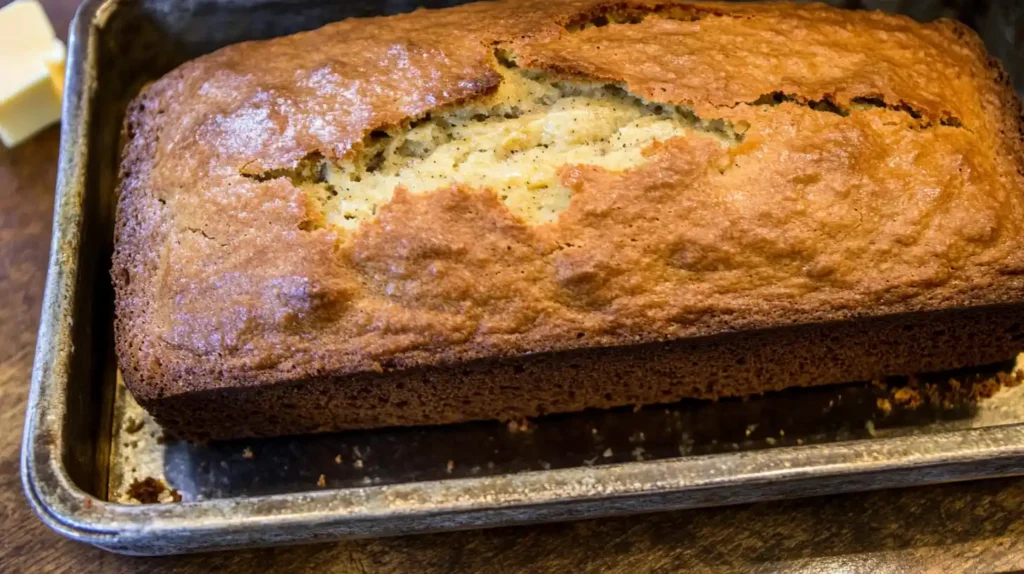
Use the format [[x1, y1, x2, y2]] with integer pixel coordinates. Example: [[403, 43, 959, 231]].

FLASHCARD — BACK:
[[562, 1, 735, 31], [238, 49, 970, 231], [240, 53, 747, 228]]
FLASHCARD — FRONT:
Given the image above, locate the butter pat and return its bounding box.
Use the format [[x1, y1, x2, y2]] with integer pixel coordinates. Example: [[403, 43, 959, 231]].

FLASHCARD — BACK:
[[44, 38, 67, 99], [0, 0, 66, 148]]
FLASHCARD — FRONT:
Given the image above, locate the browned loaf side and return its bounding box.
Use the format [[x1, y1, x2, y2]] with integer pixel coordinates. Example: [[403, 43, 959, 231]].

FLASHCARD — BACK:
[[113, 0, 1024, 441]]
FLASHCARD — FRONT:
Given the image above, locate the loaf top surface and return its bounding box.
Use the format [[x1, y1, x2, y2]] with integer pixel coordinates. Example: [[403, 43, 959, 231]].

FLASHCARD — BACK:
[[114, 0, 1024, 398]]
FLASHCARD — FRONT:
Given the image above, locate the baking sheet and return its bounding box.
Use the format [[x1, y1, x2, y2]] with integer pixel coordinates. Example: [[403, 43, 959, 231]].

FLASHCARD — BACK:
[[108, 356, 1024, 502], [21, 0, 1024, 556], [101, 0, 1024, 504]]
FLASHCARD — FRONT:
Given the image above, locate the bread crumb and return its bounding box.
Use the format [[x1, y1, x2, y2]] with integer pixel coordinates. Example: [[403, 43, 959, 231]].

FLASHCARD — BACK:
[[970, 377, 1002, 401], [317, 474, 327, 487], [507, 418, 530, 433], [353, 459, 364, 469], [865, 420, 877, 437], [126, 477, 181, 504], [242, 447, 254, 459], [1010, 369, 1024, 388], [157, 489, 179, 504], [765, 437, 777, 445], [893, 387, 922, 408], [123, 416, 144, 434], [778, 429, 785, 437], [796, 438, 804, 445], [876, 397, 893, 416], [745, 423, 758, 437], [540, 461, 551, 470], [632, 404, 643, 413], [603, 448, 613, 458], [632, 447, 647, 461], [334, 454, 343, 464]]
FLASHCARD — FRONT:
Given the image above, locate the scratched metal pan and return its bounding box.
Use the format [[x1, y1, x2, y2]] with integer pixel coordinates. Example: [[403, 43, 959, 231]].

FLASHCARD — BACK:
[[20, 0, 1024, 556]]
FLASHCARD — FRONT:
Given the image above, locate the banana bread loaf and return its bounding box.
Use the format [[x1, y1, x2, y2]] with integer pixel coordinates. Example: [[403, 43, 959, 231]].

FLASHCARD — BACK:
[[113, 0, 1024, 440]]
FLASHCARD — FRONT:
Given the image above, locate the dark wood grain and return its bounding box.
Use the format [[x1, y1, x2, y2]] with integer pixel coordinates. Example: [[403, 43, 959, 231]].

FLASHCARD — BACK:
[[1, 0, 1024, 571]]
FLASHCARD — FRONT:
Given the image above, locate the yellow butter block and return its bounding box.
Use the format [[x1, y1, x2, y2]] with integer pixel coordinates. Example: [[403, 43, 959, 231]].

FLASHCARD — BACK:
[[0, 0, 65, 147], [44, 38, 67, 100], [0, 65, 62, 147]]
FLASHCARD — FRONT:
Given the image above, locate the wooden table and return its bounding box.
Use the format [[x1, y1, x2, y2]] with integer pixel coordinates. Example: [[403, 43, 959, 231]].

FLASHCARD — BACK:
[[3, 0, 1024, 571]]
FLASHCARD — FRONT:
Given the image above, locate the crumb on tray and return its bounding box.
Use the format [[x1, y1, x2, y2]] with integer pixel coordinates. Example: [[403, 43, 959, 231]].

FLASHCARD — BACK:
[[123, 416, 144, 434], [893, 387, 922, 408], [507, 418, 531, 433], [883, 368, 1020, 413], [126, 477, 181, 504]]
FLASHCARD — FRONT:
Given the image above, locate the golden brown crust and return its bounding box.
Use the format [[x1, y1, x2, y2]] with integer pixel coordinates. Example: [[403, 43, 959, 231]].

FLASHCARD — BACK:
[[113, 0, 1024, 433]]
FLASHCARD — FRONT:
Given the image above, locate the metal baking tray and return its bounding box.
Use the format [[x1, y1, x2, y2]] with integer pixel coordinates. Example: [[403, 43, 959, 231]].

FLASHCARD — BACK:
[[21, 0, 1024, 556]]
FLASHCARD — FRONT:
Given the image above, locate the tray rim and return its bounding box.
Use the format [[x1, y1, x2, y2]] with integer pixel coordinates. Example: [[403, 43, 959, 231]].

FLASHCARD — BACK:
[[20, 0, 1024, 555]]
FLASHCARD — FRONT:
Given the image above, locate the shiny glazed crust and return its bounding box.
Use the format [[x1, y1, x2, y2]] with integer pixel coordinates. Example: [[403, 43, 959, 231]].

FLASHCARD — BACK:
[[113, 0, 1024, 440]]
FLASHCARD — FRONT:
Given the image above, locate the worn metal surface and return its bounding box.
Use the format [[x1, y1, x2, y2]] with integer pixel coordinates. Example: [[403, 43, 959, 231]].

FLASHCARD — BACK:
[[109, 362, 1024, 502], [21, 0, 1024, 556]]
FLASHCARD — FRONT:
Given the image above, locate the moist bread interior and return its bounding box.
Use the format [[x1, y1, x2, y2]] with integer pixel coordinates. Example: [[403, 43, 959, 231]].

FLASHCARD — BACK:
[[312, 60, 741, 227]]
